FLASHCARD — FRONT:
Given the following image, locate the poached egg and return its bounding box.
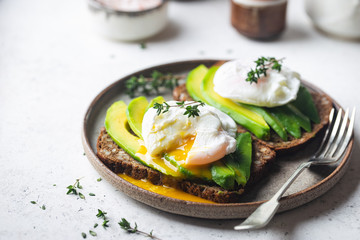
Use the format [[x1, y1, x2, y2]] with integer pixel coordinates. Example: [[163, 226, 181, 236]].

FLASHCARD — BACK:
[[140, 101, 237, 166], [213, 59, 301, 107]]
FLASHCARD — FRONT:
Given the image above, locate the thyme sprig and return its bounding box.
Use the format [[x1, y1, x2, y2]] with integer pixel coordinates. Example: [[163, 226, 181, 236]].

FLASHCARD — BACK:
[[125, 70, 184, 98], [153, 101, 205, 118], [66, 178, 85, 199], [30, 200, 46, 210], [102, 220, 110, 229], [118, 218, 161, 240], [96, 209, 110, 229], [96, 209, 107, 220], [246, 57, 284, 84], [89, 230, 97, 237]]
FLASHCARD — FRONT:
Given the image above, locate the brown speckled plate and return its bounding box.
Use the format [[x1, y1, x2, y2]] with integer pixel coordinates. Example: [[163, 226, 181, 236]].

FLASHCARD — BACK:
[[81, 60, 353, 219]]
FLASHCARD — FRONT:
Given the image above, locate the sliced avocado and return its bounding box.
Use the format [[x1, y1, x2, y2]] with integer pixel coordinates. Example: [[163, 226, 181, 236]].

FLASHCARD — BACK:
[[285, 104, 312, 132], [105, 101, 182, 177], [201, 66, 270, 140], [292, 85, 320, 123], [164, 155, 213, 181], [146, 96, 165, 112], [105, 101, 141, 158], [186, 64, 209, 102], [211, 161, 236, 190], [224, 132, 252, 187], [126, 96, 149, 138], [269, 107, 302, 139], [241, 104, 288, 141]]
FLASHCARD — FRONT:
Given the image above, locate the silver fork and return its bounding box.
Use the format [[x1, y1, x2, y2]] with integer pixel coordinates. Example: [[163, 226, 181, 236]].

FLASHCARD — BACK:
[[234, 107, 356, 230]]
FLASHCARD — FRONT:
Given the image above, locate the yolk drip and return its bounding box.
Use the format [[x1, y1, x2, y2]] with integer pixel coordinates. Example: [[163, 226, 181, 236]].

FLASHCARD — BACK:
[[167, 136, 195, 163], [119, 174, 215, 204], [136, 143, 180, 174]]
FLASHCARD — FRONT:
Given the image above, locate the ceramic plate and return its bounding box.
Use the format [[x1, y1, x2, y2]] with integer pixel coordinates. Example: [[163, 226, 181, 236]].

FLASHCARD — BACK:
[[82, 60, 353, 219]]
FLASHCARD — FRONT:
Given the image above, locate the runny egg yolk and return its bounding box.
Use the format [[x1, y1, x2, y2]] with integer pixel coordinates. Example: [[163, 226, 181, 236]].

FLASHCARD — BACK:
[[141, 101, 237, 168], [137, 136, 195, 166], [166, 136, 195, 164], [136, 136, 213, 179]]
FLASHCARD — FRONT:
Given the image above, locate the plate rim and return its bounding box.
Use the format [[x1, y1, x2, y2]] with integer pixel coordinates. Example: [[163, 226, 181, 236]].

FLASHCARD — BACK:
[[82, 59, 354, 219]]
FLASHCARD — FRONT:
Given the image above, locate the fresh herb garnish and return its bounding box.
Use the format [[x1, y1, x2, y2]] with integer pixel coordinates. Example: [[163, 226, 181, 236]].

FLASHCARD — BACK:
[[89, 193, 96, 196], [118, 218, 160, 239], [66, 178, 86, 200], [79, 192, 85, 200], [125, 70, 184, 98], [246, 57, 283, 84], [96, 209, 107, 220], [153, 101, 205, 118], [89, 230, 97, 237], [94, 223, 98, 228], [81, 232, 87, 238], [102, 220, 110, 229], [96, 178, 102, 182], [30, 200, 46, 210]]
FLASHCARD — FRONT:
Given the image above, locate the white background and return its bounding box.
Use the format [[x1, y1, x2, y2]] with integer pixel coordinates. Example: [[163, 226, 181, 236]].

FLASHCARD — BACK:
[[1, 0, 359, 239]]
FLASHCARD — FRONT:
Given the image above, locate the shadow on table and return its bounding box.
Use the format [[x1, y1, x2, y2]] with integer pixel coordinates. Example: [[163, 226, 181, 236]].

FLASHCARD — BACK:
[[279, 24, 311, 42], [145, 20, 181, 43]]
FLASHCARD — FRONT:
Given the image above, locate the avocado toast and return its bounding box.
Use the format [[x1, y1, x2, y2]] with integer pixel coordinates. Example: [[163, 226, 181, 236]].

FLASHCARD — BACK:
[[97, 127, 275, 203], [97, 97, 276, 203], [95, 60, 332, 203], [174, 63, 333, 154]]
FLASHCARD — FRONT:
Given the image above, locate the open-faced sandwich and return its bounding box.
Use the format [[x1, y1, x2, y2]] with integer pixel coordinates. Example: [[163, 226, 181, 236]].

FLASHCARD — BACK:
[[96, 57, 333, 203]]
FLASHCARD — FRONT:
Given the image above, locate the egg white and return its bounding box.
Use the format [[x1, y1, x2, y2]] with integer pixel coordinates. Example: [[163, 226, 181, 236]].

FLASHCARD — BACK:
[[141, 101, 237, 166], [213, 60, 301, 107]]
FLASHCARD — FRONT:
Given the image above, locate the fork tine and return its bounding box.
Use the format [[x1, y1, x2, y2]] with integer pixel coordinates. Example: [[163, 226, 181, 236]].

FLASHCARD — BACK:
[[314, 108, 335, 157], [333, 107, 356, 160], [318, 108, 343, 158], [327, 108, 349, 158]]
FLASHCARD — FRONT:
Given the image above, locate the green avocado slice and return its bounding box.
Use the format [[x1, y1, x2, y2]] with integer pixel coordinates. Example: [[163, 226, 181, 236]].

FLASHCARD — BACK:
[[126, 96, 149, 138], [285, 104, 312, 132], [201, 66, 270, 140], [211, 162, 236, 190], [105, 101, 182, 177], [164, 154, 213, 181], [269, 107, 302, 139], [224, 132, 252, 187], [241, 104, 288, 141], [146, 96, 165, 112], [186, 64, 209, 102], [292, 85, 320, 124]]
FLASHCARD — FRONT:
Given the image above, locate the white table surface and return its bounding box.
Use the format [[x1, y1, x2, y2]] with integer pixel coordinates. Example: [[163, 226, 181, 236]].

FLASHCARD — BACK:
[[1, 0, 359, 239]]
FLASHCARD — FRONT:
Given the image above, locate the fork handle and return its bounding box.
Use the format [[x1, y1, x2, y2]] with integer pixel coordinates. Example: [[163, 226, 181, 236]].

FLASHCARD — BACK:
[[272, 162, 312, 201]]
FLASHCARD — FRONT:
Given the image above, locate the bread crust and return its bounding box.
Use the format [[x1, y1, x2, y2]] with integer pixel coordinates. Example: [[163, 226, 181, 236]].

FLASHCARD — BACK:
[[173, 83, 332, 154], [96, 128, 275, 203]]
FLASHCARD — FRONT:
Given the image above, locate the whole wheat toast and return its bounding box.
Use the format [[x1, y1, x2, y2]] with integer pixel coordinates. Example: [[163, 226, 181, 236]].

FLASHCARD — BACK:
[[173, 83, 332, 154], [97, 127, 276, 203]]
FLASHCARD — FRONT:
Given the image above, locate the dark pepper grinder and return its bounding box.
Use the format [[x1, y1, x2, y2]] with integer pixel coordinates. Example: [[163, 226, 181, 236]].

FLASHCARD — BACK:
[[231, 0, 287, 40]]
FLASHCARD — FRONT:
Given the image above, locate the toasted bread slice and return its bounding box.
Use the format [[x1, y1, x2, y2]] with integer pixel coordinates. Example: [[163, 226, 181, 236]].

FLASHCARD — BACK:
[[173, 83, 332, 154], [97, 127, 276, 203]]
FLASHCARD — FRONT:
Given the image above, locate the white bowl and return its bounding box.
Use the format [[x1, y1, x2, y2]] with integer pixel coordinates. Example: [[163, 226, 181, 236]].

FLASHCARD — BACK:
[[305, 0, 360, 40], [88, 0, 168, 41]]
